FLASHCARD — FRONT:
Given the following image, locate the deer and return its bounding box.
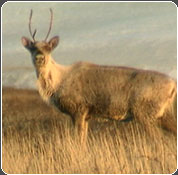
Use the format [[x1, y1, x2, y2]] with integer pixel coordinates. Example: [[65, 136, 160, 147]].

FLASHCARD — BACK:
[[21, 9, 177, 144]]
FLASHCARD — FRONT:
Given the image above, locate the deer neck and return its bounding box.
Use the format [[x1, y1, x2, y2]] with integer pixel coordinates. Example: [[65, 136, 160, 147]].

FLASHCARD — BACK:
[[36, 56, 69, 103]]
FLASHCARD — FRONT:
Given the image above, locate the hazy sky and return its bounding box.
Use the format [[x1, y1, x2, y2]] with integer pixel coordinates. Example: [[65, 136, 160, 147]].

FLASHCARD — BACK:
[[2, 2, 177, 88]]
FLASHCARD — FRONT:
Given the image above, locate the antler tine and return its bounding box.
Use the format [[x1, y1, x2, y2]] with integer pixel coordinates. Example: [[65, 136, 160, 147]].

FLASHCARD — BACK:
[[44, 8, 53, 42], [32, 29, 37, 39], [29, 9, 33, 39], [29, 9, 36, 42]]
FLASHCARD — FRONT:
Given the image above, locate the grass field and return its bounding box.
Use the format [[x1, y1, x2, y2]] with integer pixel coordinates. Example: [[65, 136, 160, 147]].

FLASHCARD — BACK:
[[2, 87, 177, 174]]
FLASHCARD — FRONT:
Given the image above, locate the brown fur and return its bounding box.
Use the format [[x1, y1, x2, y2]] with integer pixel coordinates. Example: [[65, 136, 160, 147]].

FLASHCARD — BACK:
[[22, 35, 177, 144]]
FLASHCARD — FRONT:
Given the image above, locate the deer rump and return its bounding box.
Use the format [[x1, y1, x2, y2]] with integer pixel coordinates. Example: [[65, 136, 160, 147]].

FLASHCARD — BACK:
[[51, 62, 177, 125]]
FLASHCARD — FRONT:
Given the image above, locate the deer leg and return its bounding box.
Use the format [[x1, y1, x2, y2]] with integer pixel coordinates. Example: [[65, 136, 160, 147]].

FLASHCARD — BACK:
[[157, 107, 177, 135], [156, 93, 177, 135], [132, 96, 177, 136], [74, 110, 89, 144], [131, 101, 161, 135]]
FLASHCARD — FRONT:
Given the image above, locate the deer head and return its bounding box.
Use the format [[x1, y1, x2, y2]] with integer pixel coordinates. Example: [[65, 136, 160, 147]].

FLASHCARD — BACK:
[[21, 9, 59, 68]]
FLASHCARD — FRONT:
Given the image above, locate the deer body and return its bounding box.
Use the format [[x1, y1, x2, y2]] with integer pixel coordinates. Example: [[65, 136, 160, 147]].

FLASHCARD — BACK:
[[21, 9, 177, 144]]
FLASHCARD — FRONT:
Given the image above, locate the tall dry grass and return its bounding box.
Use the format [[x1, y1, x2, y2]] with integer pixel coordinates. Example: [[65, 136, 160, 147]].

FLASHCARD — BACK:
[[2, 87, 177, 174]]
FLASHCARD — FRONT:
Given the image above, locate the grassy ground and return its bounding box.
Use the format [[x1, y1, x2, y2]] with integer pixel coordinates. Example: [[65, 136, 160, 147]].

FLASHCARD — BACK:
[[2, 87, 177, 174]]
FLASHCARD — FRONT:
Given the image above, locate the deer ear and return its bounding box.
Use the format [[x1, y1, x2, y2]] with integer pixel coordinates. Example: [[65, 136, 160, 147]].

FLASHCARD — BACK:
[[48, 36, 59, 51], [21, 37, 33, 50]]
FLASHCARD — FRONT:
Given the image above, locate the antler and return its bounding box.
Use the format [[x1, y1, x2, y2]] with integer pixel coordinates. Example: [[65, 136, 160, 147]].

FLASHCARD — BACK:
[[44, 8, 53, 41], [29, 9, 37, 42]]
